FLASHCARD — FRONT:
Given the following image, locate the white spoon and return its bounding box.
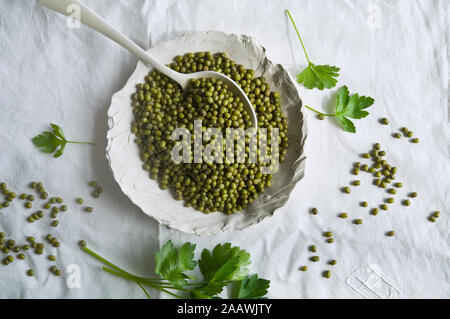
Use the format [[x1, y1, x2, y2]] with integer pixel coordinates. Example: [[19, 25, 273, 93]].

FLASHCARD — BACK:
[[37, 0, 258, 129]]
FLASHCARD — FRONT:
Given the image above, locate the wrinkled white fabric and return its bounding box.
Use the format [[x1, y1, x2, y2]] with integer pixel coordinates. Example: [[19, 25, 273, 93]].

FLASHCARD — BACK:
[[0, 0, 448, 298]]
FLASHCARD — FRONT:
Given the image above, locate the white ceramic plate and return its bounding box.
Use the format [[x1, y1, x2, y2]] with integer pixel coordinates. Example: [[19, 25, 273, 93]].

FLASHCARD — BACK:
[[106, 31, 307, 235]]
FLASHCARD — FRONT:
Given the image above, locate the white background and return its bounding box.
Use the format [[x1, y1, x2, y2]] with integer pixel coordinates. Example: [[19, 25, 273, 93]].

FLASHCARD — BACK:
[[0, 0, 448, 298]]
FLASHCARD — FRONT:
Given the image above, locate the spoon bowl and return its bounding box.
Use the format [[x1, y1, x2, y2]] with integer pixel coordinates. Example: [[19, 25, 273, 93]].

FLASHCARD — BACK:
[[37, 0, 258, 129]]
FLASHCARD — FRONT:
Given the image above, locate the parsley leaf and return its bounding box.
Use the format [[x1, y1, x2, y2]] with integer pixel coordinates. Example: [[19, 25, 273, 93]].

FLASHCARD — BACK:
[[297, 63, 340, 90], [154, 240, 197, 287], [335, 114, 356, 133], [305, 86, 374, 133], [53, 143, 67, 158], [50, 123, 65, 140], [32, 131, 65, 155], [235, 274, 270, 299], [334, 86, 374, 132], [287, 9, 340, 90], [198, 243, 250, 282], [196, 243, 251, 297], [32, 123, 94, 158]]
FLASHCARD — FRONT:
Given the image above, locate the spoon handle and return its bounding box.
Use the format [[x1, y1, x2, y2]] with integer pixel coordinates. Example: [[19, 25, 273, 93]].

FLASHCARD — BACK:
[[37, 0, 182, 82]]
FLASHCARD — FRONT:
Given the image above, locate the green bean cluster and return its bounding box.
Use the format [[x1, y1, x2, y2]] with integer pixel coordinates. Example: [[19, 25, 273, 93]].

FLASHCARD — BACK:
[[0, 182, 16, 209], [131, 52, 288, 214]]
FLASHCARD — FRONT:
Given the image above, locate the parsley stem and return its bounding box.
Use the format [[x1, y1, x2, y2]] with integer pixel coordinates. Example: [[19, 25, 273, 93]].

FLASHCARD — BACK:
[[130, 276, 193, 291], [304, 105, 335, 117], [83, 246, 189, 298], [137, 283, 151, 299], [157, 287, 184, 299], [82, 246, 127, 274], [102, 267, 185, 298], [286, 9, 311, 64], [67, 141, 95, 145]]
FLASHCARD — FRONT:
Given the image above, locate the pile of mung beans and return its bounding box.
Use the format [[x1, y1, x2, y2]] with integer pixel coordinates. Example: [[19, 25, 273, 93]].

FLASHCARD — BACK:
[[0, 180, 98, 277], [131, 52, 288, 214], [340, 142, 422, 226], [301, 125, 441, 278]]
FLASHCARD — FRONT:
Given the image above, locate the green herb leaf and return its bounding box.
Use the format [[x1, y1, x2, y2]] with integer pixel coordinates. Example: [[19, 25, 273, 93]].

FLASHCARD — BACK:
[[197, 243, 251, 296], [199, 243, 250, 282], [297, 63, 340, 90], [32, 131, 65, 154], [335, 114, 356, 133], [50, 123, 65, 140], [305, 86, 374, 133], [286, 9, 340, 90], [154, 240, 197, 287], [235, 274, 270, 299], [336, 85, 350, 114], [341, 94, 374, 119], [32, 124, 94, 158], [54, 143, 66, 158], [334, 86, 374, 133]]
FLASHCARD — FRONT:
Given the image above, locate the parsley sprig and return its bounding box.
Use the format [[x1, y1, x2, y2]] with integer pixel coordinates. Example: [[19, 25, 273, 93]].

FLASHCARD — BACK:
[[286, 9, 340, 90], [32, 124, 94, 158], [285, 10, 375, 132], [82, 240, 270, 299], [305, 86, 375, 133]]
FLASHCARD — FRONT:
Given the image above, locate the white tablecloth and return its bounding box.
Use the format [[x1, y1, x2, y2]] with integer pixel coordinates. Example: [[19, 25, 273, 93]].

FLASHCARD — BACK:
[[0, 0, 448, 298]]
